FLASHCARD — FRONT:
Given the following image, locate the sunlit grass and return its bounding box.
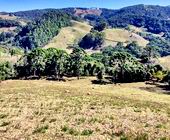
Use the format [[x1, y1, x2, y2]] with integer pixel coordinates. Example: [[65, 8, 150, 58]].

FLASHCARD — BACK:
[[0, 77, 170, 139]]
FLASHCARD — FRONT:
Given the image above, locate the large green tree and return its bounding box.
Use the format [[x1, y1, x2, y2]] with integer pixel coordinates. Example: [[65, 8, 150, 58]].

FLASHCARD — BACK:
[[79, 31, 105, 50], [70, 47, 86, 79], [45, 48, 68, 80]]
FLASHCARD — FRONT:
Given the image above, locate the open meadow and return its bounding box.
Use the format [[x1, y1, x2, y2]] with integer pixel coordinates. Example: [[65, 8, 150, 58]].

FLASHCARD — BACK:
[[0, 77, 170, 139]]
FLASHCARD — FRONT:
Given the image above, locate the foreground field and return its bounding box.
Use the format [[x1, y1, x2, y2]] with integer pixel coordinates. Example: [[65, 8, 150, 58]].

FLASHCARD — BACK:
[[0, 77, 170, 139]]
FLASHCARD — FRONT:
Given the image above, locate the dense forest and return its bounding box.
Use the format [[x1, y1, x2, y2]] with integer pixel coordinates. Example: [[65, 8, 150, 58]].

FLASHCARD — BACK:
[[14, 11, 71, 49], [0, 19, 21, 28]]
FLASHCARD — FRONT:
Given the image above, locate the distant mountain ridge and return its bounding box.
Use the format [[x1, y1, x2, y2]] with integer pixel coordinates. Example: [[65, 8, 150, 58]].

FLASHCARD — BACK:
[[10, 5, 170, 35], [11, 4, 170, 20]]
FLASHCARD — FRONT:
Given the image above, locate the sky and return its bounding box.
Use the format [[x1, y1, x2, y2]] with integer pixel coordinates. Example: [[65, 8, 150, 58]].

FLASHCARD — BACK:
[[0, 0, 170, 12]]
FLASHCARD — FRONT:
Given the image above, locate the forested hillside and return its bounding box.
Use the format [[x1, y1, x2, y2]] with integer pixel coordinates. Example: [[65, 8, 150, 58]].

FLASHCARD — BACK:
[[14, 11, 71, 49]]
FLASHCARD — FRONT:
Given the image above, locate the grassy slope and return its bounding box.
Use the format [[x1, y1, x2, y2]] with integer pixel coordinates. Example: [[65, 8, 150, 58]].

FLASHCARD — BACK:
[[45, 21, 149, 51], [159, 56, 170, 70], [0, 46, 23, 63], [0, 77, 170, 139], [44, 20, 92, 51], [0, 14, 25, 63], [104, 28, 149, 47]]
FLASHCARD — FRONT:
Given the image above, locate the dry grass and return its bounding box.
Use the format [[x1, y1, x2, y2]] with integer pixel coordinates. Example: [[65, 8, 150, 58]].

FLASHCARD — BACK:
[[0, 55, 19, 63], [0, 14, 17, 20], [0, 51, 20, 63], [0, 27, 17, 33], [104, 28, 149, 47], [159, 56, 170, 70], [45, 20, 92, 51], [0, 77, 170, 139], [128, 25, 146, 33]]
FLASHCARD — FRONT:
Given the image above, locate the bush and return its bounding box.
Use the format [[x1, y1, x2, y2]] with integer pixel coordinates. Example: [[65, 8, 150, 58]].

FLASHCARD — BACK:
[[0, 61, 14, 80], [106, 52, 150, 83], [152, 70, 167, 81]]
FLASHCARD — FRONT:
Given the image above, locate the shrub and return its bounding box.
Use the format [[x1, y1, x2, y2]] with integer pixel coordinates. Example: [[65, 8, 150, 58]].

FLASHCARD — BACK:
[[152, 70, 167, 81], [33, 125, 49, 134], [0, 61, 14, 80], [81, 129, 93, 136]]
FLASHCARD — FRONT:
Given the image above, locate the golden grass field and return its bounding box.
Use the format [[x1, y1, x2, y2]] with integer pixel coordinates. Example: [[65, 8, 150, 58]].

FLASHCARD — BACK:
[[0, 27, 17, 33], [0, 14, 17, 20], [104, 28, 149, 47], [0, 77, 170, 139]]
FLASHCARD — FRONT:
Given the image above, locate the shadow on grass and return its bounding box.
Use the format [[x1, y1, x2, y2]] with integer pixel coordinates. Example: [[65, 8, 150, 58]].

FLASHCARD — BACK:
[[46, 77, 66, 82], [91, 80, 112, 85], [140, 82, 170, 95]]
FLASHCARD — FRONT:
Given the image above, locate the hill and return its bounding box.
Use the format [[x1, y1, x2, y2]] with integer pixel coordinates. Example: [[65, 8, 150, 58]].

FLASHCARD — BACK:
[[12, 5, 170, 36], [0, 5, 169, 55], [45, 21, 149, 51], [74, 8, 102, 17], [45, 20, 92, 51], [0, 45, 23, 63], [0, 13, 28, 42], [104, 28, 149, 47], [85, 5, 170, 35]]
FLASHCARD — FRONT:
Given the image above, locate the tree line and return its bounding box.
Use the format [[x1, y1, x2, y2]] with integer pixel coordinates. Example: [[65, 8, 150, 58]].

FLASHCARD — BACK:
[[1, 42, 169, 86]]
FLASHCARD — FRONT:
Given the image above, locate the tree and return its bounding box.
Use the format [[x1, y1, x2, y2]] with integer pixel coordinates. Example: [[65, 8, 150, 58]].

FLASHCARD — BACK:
[[106, 52, 149, 83], [23, 48, 47, 78], [126, 41, 143, 58], [45, 48, 68, 80], [0, 61, 14, 80], [144, 46, 160, 61], [79, 31, 105, 50], [93, 21, 107, 32], [70, 47, 86, 79], [97, 70, 103, 82], [9, 49, 17, 57], [15, 11, 71, 49]]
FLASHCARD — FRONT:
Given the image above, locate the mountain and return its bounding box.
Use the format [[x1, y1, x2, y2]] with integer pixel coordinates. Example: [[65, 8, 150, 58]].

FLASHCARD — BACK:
[[1, 4, 170, 56], [45, 21, 148, 52], [12, 5, 170, 35]]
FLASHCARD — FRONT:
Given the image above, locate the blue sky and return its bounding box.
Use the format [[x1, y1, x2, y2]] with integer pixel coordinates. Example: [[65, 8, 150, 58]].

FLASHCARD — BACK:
[[0, 0, 170, 12]]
